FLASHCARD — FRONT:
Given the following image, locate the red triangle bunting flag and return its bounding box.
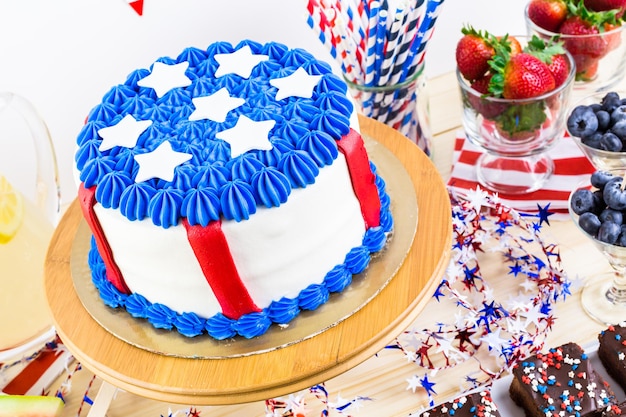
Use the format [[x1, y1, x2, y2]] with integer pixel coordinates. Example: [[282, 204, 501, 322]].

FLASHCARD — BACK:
[[127, 0, 144, 15]]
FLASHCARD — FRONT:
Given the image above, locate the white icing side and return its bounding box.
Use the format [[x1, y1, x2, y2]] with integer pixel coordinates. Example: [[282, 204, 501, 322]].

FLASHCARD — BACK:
[[93, 153, 365, 318], [221, 152, 365, 308], [93, 203, 222, 318]]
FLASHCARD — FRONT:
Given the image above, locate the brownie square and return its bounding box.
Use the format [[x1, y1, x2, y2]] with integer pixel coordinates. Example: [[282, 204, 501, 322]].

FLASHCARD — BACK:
[[598, 324, 626, 395], [509, 342, 618, 417], [420, 389, 501, 417]]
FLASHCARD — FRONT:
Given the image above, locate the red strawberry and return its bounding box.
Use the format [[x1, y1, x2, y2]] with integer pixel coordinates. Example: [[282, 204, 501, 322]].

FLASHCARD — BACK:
[[501, 53, 556, 99], [468, 74, 507, 119], [560, 15, 608, 58], [527, 0, 569, 32], [471, 75, 492, 94], [558, 2, 621, 67], [547, 53, 572, 87], [576, 58, 600, 80], [501, 35, 523, 56], [455, 26, 495, 81], [524, 35, 571, 87], [584, 0, 626, 17]]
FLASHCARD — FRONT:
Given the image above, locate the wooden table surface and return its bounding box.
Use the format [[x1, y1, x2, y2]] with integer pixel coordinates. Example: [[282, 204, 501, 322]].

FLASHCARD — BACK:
[[42, 71, 615, 416]]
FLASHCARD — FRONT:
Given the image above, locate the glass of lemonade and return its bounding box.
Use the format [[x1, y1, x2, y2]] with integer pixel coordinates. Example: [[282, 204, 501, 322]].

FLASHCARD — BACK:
[[0, 92, 60, 360]]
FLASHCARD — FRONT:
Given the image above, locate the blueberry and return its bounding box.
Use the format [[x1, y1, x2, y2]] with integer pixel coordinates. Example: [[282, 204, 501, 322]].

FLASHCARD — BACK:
[[611, 119, 626, 141], [593, 190, 605, 213], [571, 188, 596, 214], [591, 170, 617, 189], [579, 212, 602, 236], [619, 225, 626, 246], [596, 110, 611, 131], [567, 105, 599, 137], [598, 221, 622, 244], [602, 92, 622, 113], [603, 178, 626, 210], [611, 105, 626, 125], [582, 132, 603, 149], [600, 132, 623, 151], [600, 208, 624, 225]]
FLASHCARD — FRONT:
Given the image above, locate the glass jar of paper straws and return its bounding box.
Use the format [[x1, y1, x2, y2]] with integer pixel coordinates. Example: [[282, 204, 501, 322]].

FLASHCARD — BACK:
[[344, 64, 431, 155], [306, 0, 446, 157]]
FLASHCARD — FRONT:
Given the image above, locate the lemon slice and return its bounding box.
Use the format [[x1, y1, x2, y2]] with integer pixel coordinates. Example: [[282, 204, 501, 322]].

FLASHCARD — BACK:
[[0, 175, 24, 244]]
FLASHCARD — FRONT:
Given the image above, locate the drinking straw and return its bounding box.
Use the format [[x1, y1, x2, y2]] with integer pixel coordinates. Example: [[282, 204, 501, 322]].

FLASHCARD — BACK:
[[373, 7, 389, 83], [378, 0, 409, 86], [388, 0, 424, 86], [333, 0, 367, 63], [306, 0, 338, 59], [364, 0, 380, 85], [361, 0, 381, 115], [373, 0, 410, 118], [400, 0, 446, 83], [332, 11, 364, 82]]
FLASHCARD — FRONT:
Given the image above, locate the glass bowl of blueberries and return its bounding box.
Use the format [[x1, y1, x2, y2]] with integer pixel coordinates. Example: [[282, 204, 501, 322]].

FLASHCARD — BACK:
[[569, 169, 626, 325], [567, 91, 626, 170]]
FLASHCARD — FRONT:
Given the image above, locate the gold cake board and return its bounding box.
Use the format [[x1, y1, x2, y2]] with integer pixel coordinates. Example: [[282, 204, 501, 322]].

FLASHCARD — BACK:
[[44, 116, 452, 407]]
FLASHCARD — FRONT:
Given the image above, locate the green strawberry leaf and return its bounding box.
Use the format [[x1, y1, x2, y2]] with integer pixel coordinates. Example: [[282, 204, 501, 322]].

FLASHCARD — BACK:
[[495, 101, 547, 136], [567, 0, 621, 28], [525, 35, 566, 63], [486, 37, 515, 97]]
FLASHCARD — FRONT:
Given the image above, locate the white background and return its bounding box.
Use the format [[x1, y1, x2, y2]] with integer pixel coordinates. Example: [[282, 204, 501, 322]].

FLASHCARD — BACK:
[[0, 0, 528, 205]]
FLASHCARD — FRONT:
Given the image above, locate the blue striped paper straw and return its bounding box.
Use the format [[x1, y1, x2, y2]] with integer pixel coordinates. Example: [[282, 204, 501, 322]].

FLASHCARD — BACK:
[[373, 5, 388, 84], [363, 0, 380, 86], [378, 1, 409, 86], [388, 0, 424, 86], [400, 0, 446, 82]]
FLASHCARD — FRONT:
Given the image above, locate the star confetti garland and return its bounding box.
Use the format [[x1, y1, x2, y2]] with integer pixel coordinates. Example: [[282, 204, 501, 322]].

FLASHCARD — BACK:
[[389, 186, 574, 409]]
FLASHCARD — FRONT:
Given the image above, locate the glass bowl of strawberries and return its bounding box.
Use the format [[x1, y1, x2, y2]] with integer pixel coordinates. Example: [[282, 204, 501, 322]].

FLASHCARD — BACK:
[[456, 29, 576, 194], [567, 90, 626, 169], [525, 0, 626, 96]]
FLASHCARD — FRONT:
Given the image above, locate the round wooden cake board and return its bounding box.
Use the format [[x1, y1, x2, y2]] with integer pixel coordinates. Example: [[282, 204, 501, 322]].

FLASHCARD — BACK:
[[44, 116, 452, 405]]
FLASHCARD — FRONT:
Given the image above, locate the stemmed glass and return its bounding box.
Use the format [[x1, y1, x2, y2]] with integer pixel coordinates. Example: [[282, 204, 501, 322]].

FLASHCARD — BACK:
[[457, 43, 576, 194], [568, 172, 626, 325]]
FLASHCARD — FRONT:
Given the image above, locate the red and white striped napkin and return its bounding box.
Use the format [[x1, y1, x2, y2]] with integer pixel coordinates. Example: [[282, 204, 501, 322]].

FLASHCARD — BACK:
[[0, 336, 73, 396], [447, 131, 596, 218]]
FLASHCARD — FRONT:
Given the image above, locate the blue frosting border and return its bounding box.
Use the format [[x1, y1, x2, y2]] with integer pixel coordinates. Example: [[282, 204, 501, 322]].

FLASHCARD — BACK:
[[87, 161, 393, 340]]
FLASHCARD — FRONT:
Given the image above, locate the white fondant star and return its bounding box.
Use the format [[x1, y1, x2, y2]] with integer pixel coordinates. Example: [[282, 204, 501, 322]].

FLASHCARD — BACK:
[[98, 114, 152, 151], [215, 115, 275, 158], [133, 140, 192, 183], [270, 67, 322, 101], [188, 88, 245, 123], [214, 45, 269, 79], [137, 61, 192, 98]]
